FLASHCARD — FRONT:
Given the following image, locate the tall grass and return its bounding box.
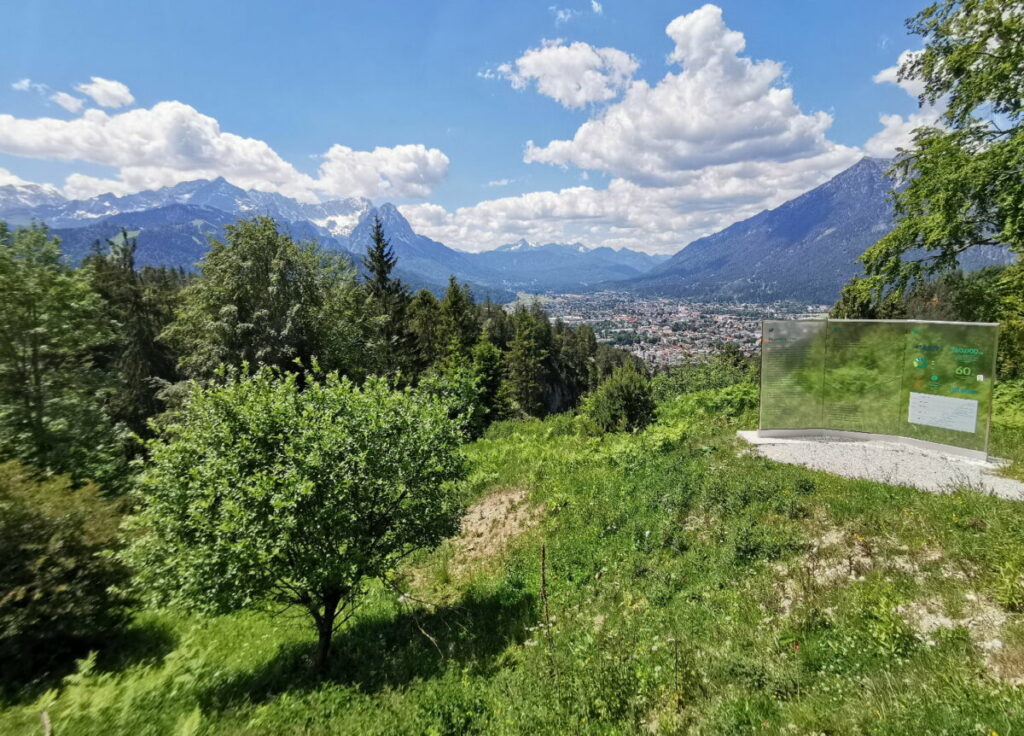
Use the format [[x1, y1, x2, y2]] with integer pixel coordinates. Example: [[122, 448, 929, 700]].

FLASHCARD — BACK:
[[3, 381, 1024, 734]]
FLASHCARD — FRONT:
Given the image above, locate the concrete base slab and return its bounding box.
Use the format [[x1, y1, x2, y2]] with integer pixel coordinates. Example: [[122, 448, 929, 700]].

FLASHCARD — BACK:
[[737, 430, 1024, 500]]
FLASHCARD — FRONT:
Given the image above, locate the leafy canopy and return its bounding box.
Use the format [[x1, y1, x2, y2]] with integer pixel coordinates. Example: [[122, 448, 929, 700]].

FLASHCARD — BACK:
[[164, 216, 364, 381], [854, 0, 1023, 303], [122, 368, 466, 669], [0, 223, 123, 485]]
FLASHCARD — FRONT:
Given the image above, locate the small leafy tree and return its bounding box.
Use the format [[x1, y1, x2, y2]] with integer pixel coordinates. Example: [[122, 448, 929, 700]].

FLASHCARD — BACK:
[[583, 362, 656, 433], [122, 368, 466, 672]]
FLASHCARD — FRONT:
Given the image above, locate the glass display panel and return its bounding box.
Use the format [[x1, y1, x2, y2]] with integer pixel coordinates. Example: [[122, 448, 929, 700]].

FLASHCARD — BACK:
[[898, 322, 999, 452], [760, 320, 826, 430], [759, 319, 998, 454], [823, 321, 906, 435]]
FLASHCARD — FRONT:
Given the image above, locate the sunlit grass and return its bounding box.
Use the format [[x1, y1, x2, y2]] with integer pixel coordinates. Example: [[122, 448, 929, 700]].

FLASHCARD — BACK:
[[3, 383, 1024, 735]]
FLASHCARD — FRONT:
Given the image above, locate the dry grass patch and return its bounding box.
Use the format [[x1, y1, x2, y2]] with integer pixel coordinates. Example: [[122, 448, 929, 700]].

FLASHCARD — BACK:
[[404, 486, 542, 596], [449, 486, 540, 579]]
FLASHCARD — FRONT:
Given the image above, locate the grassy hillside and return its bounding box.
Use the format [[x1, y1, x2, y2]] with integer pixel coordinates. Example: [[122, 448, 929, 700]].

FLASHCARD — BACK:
[[3, 384, 1024, 735]]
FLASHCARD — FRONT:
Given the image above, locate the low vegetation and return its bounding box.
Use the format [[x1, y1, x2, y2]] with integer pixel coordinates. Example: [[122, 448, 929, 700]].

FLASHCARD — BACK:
[[3, 374, 1024, 734]]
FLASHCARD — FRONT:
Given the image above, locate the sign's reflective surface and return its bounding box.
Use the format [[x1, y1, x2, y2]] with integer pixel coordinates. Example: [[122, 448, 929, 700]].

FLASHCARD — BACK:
[[760, 320, 999, 453]]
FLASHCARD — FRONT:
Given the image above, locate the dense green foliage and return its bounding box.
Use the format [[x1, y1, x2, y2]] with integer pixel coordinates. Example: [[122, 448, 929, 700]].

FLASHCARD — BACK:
[[835, 0, 1023, 375], [361, 216, 417, 379], [122, 369, 467, 670], [582, 362, 656, 433], [164, 217, 365, 381], [0, 461, 128, 685], [82, 230, 184, 441], [650, 343, 755, 404], [0, 224, 123, 486]]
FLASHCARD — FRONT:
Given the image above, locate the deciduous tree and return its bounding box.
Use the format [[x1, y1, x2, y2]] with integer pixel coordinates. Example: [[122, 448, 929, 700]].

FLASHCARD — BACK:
[[122, 368, 466, 673]]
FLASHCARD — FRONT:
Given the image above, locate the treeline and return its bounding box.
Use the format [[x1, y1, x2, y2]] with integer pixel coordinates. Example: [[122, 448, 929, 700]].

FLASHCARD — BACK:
[[834, 265, 1023, 380], [0, 214, 645, 682], [0, 215, 636, 489]]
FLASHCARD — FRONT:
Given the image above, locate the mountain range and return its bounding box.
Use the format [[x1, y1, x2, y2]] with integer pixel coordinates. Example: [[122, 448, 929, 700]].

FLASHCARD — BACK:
[[627, 157, 1014, 303], [1, 157, 1015, 304], [0, 177, 666, 301]]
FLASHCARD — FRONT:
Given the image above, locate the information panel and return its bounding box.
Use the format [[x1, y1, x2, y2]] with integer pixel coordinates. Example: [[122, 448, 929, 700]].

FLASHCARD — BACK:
[[760, 319, 999, 454], [898, 321, 999, 451], [759, 320, 825, 430]]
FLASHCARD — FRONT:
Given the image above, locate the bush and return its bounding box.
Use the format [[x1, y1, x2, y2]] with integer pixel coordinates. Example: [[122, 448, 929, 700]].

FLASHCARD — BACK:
[[0, 462, 128, 683], [650, 347, 755, 403], [122, 368, 467, 672], [583, 363, 656, 433], [656, 381, 759, 426]]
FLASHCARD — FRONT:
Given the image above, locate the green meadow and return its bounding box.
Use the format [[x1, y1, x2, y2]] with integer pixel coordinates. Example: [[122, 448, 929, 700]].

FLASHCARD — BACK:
[[4, 379, 1024, 735]]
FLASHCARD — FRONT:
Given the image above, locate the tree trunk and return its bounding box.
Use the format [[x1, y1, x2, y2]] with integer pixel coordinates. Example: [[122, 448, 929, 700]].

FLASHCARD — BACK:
[[314, 589, 342, 675], [315, 619, 333, 675]]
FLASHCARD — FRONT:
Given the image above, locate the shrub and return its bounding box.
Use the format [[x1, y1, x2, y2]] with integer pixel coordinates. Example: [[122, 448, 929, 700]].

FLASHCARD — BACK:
[[656, 381, 759, 426], [122, 368, 467, 672], [650, 347, 755, 403], [0, 461, 128, 683], [583, 362, 656, 433]]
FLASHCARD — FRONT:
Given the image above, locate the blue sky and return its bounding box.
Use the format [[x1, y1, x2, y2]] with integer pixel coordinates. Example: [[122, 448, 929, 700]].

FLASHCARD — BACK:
[[1, 1, 932, 252]]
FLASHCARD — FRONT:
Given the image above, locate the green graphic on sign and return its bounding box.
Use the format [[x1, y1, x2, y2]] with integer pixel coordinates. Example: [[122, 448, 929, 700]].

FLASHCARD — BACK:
[[759, 319, 999, 454]]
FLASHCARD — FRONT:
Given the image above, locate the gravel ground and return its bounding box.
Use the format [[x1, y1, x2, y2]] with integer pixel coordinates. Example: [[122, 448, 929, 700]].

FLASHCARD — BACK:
[[738, 431, 1024, 500]]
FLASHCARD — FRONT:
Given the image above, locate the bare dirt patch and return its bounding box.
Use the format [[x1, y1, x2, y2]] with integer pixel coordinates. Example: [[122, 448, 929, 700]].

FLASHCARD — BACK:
[[449, 486, 540, 578], [772, 522, 968, 616], [899, 593, 1021, 683]]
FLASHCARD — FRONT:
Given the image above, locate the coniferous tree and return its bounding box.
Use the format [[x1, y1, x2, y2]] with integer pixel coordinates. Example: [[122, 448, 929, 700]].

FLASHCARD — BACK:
[[84, 230, 179, 439], [408, 289, 443, 368], [438, 277, 480, 358], [480, 298, 514, 349], [504, 306, 547, 417], [471, 335, 507, 426], [0, 223, 122, 485], [361, 216, 415, 379]]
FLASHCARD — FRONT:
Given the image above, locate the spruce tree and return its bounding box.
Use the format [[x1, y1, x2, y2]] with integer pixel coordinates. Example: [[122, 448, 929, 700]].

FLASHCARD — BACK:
[[504, 307, 547, 417], [84, 230, 178, 439], [361, 216, 415, 379], [438, 277, 480, 358]]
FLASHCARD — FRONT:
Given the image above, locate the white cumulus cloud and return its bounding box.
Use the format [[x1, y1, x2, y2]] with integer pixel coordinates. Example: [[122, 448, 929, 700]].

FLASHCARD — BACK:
[[491, 39, 638, 108], [403, 147, 858, 254], [591, 1, 603, 14], [74, 77, 135, 108], [408, 4, 866, 254], [50, 92, 84, 113], [863, 111, 938, 158], [0, 100, 450, 202], [315, 143, 450, 199], [523, 4, 844, 186], [873, 50, 925, 99], [864, 49, 942, 158]]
